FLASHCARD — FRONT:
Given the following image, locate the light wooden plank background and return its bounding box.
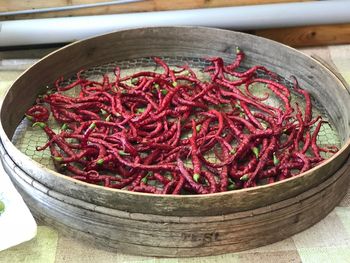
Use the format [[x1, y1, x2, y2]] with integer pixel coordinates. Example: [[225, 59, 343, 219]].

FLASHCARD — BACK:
[[0, 0, 314, 20], [253, 24, 350, 47], [0, 0, 313, 13]]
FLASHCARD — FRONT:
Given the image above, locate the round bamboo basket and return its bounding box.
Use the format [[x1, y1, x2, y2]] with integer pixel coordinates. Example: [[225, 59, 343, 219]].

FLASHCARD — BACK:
[[0, 27, 349, 257]]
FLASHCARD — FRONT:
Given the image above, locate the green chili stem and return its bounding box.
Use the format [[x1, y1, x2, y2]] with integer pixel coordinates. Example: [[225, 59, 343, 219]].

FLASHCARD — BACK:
[[193, 173, 200, 182]]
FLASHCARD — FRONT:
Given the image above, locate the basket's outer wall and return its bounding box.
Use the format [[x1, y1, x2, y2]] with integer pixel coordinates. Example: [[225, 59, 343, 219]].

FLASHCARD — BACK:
[[0, 27, 350, 217], [1, 139, 349, 257]]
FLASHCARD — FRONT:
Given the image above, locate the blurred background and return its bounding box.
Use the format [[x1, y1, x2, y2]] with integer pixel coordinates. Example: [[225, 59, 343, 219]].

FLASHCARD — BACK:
[[0, 0, 349, 49]]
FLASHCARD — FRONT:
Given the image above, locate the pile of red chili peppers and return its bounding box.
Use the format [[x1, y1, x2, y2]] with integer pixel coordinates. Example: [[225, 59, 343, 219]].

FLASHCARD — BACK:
[[25, 49, 338, 194]]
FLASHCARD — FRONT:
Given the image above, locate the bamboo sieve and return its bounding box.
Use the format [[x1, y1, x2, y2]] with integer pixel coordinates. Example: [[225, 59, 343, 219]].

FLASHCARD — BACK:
[[0, 27, 349, 257]]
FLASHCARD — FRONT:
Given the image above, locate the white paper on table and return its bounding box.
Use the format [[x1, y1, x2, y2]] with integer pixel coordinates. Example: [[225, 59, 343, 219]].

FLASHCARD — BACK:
[[0, 160, 37, 251]]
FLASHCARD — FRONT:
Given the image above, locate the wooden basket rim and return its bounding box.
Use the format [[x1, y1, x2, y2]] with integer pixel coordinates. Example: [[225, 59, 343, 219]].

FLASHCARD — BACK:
[[1, 26, 349, 200]]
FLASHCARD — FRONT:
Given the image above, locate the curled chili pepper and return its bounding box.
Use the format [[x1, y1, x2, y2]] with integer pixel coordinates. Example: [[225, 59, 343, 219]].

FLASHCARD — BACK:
[[25, 48, 338, 194]]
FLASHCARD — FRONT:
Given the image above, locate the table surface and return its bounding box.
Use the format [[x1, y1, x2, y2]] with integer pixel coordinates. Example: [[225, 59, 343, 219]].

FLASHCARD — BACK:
[[0, 45, 350, 263]]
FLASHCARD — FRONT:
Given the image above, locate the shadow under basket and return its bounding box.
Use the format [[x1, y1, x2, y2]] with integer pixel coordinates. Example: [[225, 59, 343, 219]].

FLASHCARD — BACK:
[[1, 27, 350, 257]]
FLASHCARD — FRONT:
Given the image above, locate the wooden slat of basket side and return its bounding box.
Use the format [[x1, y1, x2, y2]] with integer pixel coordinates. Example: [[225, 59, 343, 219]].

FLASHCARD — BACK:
[[1, 27, 349, 218], [3, 136, 350, 257], [0, 0, 313, 20]]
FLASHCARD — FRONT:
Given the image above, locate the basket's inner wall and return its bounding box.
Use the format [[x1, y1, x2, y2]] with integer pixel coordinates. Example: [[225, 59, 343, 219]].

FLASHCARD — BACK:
[[11, 56, 341, 171], [2, 28, 349, 143]]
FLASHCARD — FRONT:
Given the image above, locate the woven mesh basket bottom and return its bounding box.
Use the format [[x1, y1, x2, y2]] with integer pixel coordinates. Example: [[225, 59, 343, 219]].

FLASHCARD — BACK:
[[12, 58, 340, 172]]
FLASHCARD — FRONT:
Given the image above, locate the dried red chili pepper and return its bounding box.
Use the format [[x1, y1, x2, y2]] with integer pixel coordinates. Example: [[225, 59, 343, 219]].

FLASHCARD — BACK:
[[26, 49, 338, 194]]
